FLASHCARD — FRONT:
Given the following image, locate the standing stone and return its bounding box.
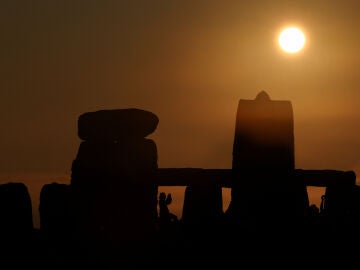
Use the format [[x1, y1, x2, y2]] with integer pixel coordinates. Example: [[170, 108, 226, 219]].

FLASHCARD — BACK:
[[182, 183, 223, 228], [71, 108, 159, 249], [225, 91, 308, 233], [0, 182, 33, 237], [39, 183, 74, 238]]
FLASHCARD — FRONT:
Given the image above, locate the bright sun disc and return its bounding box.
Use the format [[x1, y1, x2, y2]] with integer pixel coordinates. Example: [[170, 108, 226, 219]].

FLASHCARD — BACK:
[[278, 27, 306, 53]]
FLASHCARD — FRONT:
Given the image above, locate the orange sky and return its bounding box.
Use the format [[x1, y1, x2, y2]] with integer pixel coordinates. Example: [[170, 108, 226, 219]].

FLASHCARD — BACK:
[[1, 0, 360, 227]]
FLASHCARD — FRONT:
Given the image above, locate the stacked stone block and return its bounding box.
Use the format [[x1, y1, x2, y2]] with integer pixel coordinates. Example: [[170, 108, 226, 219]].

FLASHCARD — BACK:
[[70, 108, 159, 245]]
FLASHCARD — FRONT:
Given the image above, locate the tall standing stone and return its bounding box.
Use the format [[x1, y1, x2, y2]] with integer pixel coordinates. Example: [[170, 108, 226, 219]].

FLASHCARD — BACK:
[[225, 91, 308, 233]]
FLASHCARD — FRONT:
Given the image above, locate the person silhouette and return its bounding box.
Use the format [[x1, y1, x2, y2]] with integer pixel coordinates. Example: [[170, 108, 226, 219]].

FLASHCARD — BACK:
[[158, 192, 178, 231]]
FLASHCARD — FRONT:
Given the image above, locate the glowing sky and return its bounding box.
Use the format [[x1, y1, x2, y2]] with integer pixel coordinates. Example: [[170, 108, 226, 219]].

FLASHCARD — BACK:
[[1, 0, 360, 224]]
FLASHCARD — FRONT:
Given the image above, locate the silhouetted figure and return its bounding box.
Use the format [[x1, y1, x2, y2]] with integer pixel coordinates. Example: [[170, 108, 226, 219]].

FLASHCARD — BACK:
[[320, 194, 326, 214], [158, 192, 178, 229]]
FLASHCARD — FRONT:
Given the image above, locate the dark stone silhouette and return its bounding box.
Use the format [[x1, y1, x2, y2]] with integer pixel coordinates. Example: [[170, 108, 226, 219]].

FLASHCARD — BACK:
[[0, 182, 33, 236], [77, 108, 159, 141], [232, 90, 295, 171], [182, 183, 223, 228], [0, 182, 39, 269], [225, 91, 308, 234], [320, 177, 360, 234], [39, 183, 74, 238], [1, 96, 360, 268], [70, 108, 159, 266], [37, 183, 78, 269]]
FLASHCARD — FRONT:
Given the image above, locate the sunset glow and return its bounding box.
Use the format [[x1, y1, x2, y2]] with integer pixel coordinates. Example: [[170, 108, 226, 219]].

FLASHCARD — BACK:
[[278, 27, 306, 53], [2, 2, 360, 267]]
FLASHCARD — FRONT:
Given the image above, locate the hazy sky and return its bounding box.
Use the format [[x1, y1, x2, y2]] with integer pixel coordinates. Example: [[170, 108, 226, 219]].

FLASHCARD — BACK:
[[3, 0, 360, 227], [1, 0, 360, 176]]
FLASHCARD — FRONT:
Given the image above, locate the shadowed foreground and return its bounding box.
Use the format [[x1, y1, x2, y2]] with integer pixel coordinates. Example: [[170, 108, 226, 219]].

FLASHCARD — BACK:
[[1, 93, 359, 269]]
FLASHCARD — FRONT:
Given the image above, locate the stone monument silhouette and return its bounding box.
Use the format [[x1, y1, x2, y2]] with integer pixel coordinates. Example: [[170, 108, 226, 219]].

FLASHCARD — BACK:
[[70, 108, 159, 248], [225, 91, 308, 234]]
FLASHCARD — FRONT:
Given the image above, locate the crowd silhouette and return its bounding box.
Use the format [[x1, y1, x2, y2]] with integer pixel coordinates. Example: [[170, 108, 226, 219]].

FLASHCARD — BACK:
[[0, 92, 359, 269]]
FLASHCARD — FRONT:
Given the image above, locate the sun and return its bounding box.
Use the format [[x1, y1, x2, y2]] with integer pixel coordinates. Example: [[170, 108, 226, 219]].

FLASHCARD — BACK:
[[278, 27, 306, 53]]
